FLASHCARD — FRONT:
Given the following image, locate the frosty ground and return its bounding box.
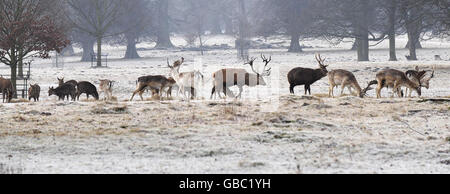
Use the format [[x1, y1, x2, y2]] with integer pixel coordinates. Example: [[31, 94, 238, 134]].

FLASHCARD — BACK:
[[0, 35, 449, 173]]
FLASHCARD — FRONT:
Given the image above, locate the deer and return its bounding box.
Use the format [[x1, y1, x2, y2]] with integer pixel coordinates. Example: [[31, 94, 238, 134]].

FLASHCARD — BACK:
[[372, 69, 422, 98], [328, 69, 370, 98], [210, 54, 272, 99], [48, 83, 76, 101], [0, 77, 14, 103], [167, 57, 204, 100], [76, 81, 99, 101], [99, 79, 115, 100], [404, 66, 435, 97], [28, 84, 41, 102], [58, 77, 77, 86], [130, 75, 175, 101], [288, 53, 328, 95]]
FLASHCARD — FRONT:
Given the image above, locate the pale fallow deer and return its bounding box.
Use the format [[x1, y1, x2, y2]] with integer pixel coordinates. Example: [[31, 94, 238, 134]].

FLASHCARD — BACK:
[[168, 57, 204, 100]]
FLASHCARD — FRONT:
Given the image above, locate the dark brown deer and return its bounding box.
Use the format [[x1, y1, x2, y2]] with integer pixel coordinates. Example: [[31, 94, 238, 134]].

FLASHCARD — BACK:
[[210, 54, 272, 99], [28, 84, 41, 102], [49, 83, 76, 101], [0, 77, 13, 103], [288, 54, 329, 95], [58, 77, 77, 86], [76, 81, 99, 100]]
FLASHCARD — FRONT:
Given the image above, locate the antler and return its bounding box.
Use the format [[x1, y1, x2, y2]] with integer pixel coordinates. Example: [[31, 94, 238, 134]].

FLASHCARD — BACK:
[[167, 58, 173, 68], [430, 65, 435, 79], [245, 57, 258, 74], [315, 53, 328, 67], [261, 54, 272, 76]]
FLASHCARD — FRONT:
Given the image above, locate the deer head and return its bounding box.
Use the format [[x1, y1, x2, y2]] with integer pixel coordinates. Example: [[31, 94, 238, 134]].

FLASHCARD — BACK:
[[420, 65, 435, 89]]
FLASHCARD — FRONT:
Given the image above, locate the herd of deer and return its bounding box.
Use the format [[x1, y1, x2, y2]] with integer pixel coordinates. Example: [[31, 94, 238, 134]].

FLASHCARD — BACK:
[[0, 53, 437, 103], [131, 53, 435, 101]]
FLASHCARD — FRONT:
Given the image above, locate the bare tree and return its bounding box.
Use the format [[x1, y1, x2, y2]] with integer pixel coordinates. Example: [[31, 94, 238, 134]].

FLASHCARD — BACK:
[[0, 0, 69, 96], [67, 0, 125, 67]]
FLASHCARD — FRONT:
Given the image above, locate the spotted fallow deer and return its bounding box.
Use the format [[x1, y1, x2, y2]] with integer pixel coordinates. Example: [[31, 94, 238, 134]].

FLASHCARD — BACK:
[[404, 65, 435, 97], [373, 69, 422, 98], [210, 54, 272, 99], [328, 69, 371, 98]]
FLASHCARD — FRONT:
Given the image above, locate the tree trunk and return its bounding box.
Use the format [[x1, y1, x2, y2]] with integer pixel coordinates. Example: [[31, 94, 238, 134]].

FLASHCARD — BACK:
[[18, 50, 24, 78], [10, 62, 17, 99], [124, 35, 140, 59], [81, 39, 95, 62], [388, 0, 397, 61], [224, 14, 234, 35], [288, 34, 302, 52], [97, 36, 102, 67], [198, 34, 204, 56], [62, 44, 75, 56], [405, 39, 422, 49], [407, 32, 418, 60], [155, 0, 174, 49], [351, 40, 357, 51], [211, 14, 222, 34], [356, 38, 369, 61], [356, 0, 369, 61]]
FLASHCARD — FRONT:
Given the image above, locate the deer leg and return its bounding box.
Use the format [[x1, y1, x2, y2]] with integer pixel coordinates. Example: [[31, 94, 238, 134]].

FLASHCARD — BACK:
[[307, 85, 312, 95], [376, 83, 382, 98], [290, 85, 295, 94], [304, 85, 308, 95], [340, 83, 347, 97], [225, 87, 235, 98], [328, 84, 334, 97], [211, 86, 216, 99], [393, 82, 401, 98], [191, 87, 197, 100], [237, 86, 243, 99]]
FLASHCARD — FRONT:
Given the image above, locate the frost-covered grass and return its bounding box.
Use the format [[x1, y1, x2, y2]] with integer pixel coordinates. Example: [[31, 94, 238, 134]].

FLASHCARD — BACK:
[[0, 35, 448, 174]]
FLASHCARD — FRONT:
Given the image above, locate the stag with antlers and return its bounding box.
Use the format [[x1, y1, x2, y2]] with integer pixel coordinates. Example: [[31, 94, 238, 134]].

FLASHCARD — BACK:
[[167, 57, 204, 100], [211, 54, 272, 99], [287, 54, 329, 95]]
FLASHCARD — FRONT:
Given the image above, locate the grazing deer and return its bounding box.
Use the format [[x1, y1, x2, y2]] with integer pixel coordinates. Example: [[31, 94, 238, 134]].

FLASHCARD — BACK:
[[168, 58, 204, 100], [49, 83, 76, 101], [130, 75, 174, 101], [328, 69, 366, 98], [76, 81, 99, 100], [58, 77, 77, 86], [210, 54, 272, 99], [99, 79, 115, 100], [288, 54, 328, 95], [0, 77, 14, 103], [373, 69, 422, 98], [28, 84, 41, 102], [404, 66, 435, 97]]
